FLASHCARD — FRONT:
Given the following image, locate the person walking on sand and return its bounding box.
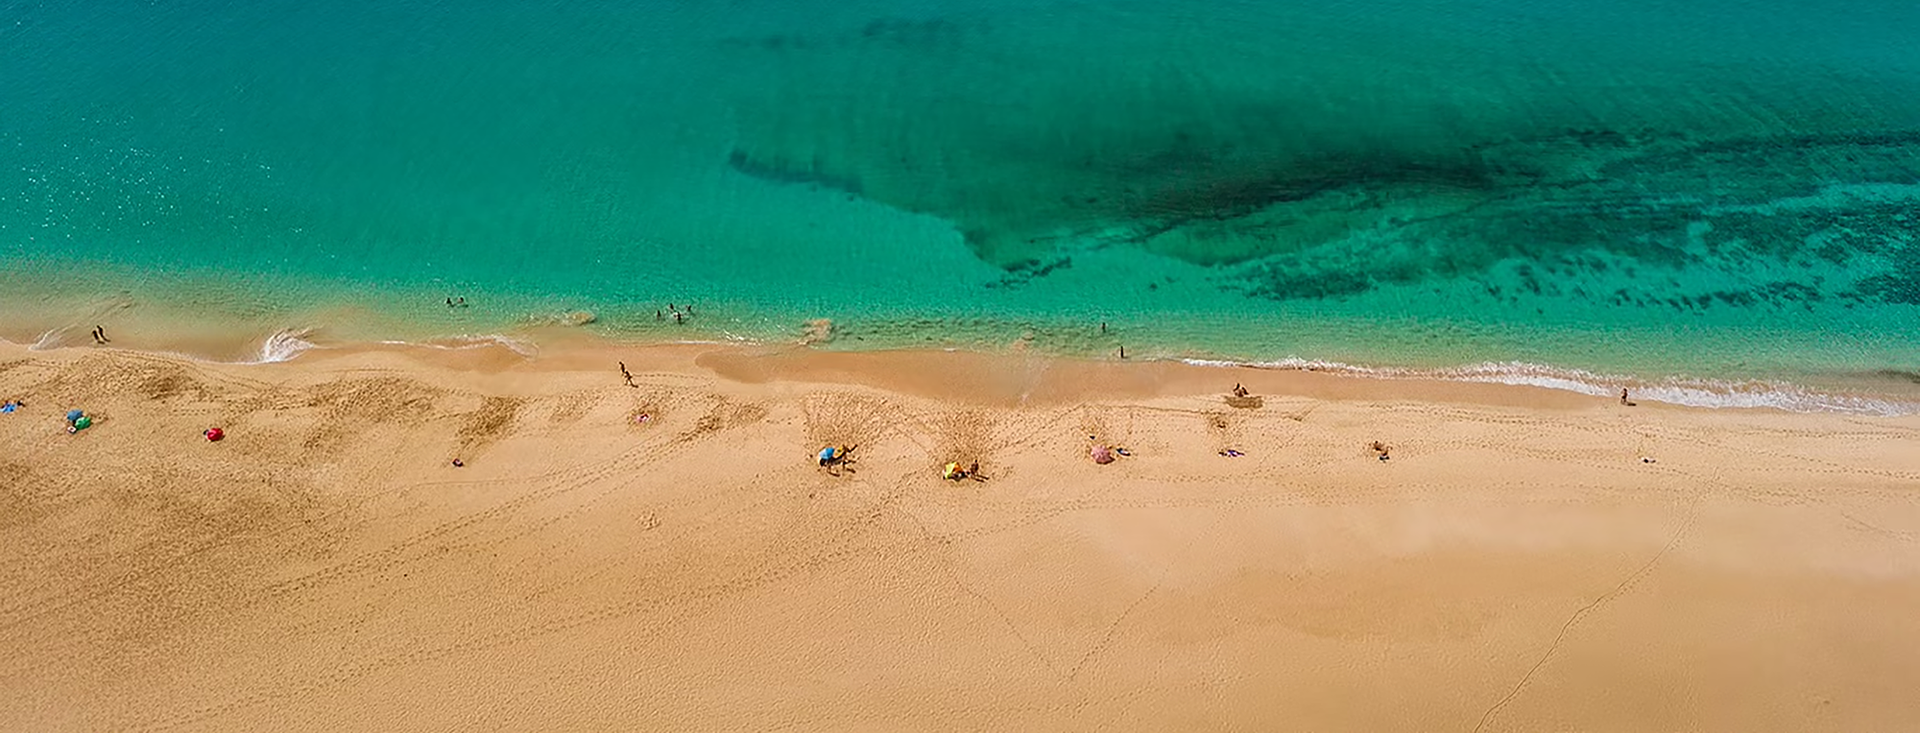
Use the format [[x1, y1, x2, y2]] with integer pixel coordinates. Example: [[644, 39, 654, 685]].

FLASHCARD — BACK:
[[1232, 383, 1250, 398], [619, 361, 635, 387], [1620, 388, 1635, 407]]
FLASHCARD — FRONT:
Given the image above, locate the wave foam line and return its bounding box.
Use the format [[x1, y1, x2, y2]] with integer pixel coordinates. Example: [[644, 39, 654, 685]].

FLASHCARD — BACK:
[[252, 328, 318, 364], [29, 328, 67, 351], [1181, 358, 1920, 416], [376, 334, 539, 358]]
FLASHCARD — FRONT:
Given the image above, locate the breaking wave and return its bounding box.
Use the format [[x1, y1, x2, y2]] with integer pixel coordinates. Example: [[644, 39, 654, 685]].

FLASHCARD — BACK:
[[252, 328, 318, 363]]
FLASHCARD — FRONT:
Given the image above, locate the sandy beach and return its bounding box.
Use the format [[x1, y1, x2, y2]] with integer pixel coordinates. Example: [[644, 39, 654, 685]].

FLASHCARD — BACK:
[[3, 340, 1919, 732]]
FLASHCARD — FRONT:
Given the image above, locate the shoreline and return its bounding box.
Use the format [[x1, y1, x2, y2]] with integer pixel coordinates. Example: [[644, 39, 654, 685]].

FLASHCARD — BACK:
[[5, 256, 1918, 417], [8, 324, 1920, 416]]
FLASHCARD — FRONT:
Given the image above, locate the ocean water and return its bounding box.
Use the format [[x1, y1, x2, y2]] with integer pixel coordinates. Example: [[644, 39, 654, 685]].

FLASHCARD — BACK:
[[3, 0, 1919, 408]]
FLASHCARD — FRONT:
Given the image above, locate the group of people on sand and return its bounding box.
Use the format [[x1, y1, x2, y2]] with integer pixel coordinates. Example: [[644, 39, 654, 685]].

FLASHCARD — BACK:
[[943, 460, 987, 482], [811, 443, 991, 483], [817, 445, 856, 476]]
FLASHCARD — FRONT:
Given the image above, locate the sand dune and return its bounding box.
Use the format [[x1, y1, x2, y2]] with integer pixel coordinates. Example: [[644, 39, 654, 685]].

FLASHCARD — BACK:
[[3, 342, 1919, 732]]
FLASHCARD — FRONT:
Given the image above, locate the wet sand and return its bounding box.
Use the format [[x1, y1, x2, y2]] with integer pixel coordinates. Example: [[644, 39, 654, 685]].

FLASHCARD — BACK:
[[3, 341, 1918, 731]]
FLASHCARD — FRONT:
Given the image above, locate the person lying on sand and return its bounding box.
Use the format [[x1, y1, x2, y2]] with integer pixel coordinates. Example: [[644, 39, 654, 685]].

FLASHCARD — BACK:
[[1090, 444, 1115, 465], [1219, 449, 1244, 458], [1370, 441, 1391, 461]]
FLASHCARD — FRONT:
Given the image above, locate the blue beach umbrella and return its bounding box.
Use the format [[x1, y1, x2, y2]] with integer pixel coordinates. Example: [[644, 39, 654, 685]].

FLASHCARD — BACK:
[[66, 409, 84, 423]]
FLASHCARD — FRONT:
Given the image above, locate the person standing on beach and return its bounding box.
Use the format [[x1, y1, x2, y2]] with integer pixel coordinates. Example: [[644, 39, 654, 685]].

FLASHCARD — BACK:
[[1118, 346, 1126, 359], [619, 361, 635, 388]]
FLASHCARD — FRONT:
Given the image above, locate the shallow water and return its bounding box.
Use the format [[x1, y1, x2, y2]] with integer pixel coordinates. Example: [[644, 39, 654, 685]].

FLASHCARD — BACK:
[[3, 0, 1917, 408]]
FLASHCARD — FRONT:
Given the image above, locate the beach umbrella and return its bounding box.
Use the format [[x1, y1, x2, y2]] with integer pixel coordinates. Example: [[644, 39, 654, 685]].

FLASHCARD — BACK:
[[1090, 445, 1114, 464], [818, 447, 838, 465], [66, 409, 84, 423]]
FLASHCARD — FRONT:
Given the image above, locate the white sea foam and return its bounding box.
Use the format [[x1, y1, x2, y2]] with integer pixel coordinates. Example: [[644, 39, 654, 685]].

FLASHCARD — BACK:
[[252, 327, 318, 363], [1179, 357, 1920, 416], [377, 334, 539, 358], [29, 329, 66, 351]]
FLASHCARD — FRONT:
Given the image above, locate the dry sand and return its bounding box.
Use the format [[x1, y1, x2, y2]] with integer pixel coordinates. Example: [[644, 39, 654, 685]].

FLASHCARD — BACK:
[[3, 340, 1919, 732]]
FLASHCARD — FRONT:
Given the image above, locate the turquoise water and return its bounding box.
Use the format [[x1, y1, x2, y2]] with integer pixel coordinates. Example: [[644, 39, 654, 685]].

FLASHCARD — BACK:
[[4, 0, 1919, 407]]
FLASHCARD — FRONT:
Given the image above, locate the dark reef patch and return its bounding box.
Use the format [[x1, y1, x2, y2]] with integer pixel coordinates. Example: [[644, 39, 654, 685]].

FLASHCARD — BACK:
[[719, 18, 1920, 309], [727, 149, 865, 196], [719, 14, 977, 55]]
